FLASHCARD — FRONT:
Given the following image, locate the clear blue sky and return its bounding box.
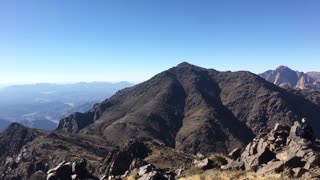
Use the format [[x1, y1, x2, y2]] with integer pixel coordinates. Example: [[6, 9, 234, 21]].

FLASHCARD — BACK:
[[0, 0, 319, 84]]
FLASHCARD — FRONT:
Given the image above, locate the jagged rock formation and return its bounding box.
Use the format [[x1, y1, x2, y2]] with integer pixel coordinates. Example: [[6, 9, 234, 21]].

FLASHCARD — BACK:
[[259, 66, 320, 90], [223, 122, 320, 178], [58, 62, 320, 155]]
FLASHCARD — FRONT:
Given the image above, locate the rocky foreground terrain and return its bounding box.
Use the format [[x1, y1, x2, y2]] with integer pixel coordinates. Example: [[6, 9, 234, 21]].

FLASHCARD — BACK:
[[0, 63, 319, 179]]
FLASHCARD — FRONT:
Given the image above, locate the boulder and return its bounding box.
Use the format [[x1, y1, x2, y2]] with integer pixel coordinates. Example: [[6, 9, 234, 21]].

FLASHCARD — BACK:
[[292, 167, 307, 177], [256, 160, 283, 175], [228, 148, 242, 160], [72, 159, 87, 175], [195, 158, 213, 170], [46, 159, 98, 180], [28, 171, 47, 180], [47, 161, 72, 180], [301, 172, 320, 180], [138, 164, 154, 177], [138, 171, 159, 180], [196, 153, 205, 160], [46, 172, 58, 180], [104, 140, 151, 177]]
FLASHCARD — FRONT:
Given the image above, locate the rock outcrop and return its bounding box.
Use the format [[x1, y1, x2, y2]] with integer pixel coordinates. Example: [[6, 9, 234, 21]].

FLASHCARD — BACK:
[[103, 140, 151, 177], [223, 122, 320, 178], [45, 159, 98, 180]]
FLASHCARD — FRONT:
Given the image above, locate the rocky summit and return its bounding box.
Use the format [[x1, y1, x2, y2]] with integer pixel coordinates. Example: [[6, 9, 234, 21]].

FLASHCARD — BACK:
[[0, 63, 320, 179]]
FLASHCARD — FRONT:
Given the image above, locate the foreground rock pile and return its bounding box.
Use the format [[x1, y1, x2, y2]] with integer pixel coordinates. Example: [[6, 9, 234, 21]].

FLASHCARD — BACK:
[[223, 122, 320, 178], [102, 140, 176, 179], [26, 140, 178, 180]]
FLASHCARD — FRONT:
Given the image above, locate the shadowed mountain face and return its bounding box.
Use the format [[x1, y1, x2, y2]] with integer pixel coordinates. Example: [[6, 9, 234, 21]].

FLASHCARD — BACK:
[[259, 66, 320, 90], [58, 62, 320, 155]]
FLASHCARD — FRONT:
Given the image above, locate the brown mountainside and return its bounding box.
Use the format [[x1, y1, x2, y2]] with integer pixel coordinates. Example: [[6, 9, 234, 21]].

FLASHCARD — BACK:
[[58, 62, 320, 155]]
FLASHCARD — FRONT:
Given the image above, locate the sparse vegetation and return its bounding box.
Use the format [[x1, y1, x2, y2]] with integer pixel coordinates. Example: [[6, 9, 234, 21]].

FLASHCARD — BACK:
[[179, 169, 290, 180], [207, 153, 228, 167]]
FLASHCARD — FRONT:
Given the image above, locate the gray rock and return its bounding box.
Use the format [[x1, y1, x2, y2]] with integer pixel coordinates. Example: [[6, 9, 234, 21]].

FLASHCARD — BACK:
[[196, 153, 205, 160], [228, 148, 242, 160], [138, 164, 154, 177], [292, 167, 307, 177], [72, 159, 87, 176], [195, 158, 213, 170], [46, 173, 58, 180], [256, 160, 283, 175], [28, 171, 47, 180]]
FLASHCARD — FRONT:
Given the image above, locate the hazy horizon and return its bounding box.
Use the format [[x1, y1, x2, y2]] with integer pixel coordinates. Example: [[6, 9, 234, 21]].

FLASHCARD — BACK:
[[0, 63, 318, 86], [1, 0, 319, 84]]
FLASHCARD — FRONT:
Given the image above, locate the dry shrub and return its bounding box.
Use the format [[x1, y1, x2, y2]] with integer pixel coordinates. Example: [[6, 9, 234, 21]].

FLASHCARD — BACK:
[[207, 153, 228, 167], [126, 175, 136, 180], [179, 169, 290, 180]]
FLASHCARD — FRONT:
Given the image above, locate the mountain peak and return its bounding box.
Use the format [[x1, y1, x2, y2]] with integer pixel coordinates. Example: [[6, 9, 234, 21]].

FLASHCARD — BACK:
[[176, 62, 194, 68], [276, 65, 292, 71], [175, 62, 205, 71], [6, 122, 26, 131]]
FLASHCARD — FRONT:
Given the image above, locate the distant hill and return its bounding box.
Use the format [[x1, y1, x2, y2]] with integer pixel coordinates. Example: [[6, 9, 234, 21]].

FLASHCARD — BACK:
[[259, 66, 320, 90], [0, 82, 133, 131], [58, 62, 320, 154]]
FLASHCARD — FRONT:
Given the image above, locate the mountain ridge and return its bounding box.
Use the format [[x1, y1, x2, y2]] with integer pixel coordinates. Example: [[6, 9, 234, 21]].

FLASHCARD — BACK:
[[58, 63, 320, 154]]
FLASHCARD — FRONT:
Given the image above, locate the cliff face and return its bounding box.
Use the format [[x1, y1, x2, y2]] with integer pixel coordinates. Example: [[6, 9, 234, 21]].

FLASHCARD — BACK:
[[259, 66, 320, 90], [58, 63, 320, 154]]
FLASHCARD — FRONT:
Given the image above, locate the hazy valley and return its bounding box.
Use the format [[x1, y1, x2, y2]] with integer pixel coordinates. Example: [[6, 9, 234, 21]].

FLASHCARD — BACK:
[[0, 82, 133, 132]]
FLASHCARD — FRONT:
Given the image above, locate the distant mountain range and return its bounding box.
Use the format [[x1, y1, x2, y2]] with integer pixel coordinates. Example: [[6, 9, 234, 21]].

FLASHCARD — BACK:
[[0, 82, 133, 132], [259, 66, 320, 90]]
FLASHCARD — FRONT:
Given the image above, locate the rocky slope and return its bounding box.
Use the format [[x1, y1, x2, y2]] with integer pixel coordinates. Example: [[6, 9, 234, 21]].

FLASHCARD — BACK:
[[0, 123, 193, 179], [58, 62, 320, 155], [0, 123, 115, 179], [259, 66, 320, 90]]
